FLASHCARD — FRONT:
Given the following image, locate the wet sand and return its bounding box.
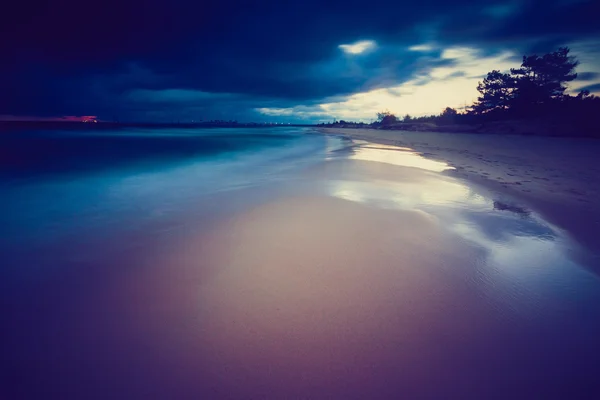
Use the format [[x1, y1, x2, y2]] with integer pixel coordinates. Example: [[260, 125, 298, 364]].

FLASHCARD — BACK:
[[4, 140, 600, 399], [319, 128, 600, 256]]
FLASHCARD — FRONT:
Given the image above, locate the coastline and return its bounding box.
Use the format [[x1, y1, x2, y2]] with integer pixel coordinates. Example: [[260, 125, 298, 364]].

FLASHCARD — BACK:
[[316, 127, 600, 258]]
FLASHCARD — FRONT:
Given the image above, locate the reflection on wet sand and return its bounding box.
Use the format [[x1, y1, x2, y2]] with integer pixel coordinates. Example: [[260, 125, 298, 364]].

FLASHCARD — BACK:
[[149, 190, 597, 398], [133, 140, 598, 398], [350, 140, 454, 172], [327, 141, 559, 244]]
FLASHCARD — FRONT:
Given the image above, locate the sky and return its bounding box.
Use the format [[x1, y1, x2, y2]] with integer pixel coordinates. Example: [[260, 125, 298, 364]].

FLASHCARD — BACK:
[[2, 0, 600, 123]]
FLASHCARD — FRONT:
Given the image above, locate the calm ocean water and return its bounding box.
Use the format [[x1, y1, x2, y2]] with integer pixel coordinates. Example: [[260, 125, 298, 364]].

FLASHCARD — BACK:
[[1, 127, 600, 399], [0, 127, 342, 245]]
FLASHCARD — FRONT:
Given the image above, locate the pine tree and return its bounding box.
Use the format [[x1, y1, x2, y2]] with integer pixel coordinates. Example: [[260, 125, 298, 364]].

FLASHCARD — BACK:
[[510, 47, 578, 104], [472, 70, 515, 114]]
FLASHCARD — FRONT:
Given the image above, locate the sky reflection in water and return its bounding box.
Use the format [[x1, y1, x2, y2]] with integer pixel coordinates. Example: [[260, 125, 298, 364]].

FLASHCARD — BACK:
[[325, 141, 598, 313], [349, 140, 454, 172]]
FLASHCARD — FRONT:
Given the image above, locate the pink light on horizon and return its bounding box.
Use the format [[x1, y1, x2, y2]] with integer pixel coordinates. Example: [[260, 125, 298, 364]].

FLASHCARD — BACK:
[[0, 115, 100, 122]]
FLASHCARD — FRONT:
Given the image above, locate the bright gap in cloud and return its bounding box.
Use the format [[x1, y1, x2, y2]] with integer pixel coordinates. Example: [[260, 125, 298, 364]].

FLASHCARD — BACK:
[[339, 40, 376, 55], [258, 43, 600, 120], [256, 46, 518, 121], [566, 39, 600, 95], [409, 44, 434, 52], [441, 47, 478, 59]]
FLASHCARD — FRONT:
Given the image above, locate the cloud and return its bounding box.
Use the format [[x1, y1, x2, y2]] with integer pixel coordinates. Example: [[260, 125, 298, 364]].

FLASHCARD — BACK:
[[1, 0, 599, 122], [127, 89, 235, 103], [577, 72, 600, 81], [578, 83, 600, 93], [255, 105, 330, 118], [441, 47, 479, 60], [257, 46, 518, 121], [409, 44, 435, 52], [566, 39, 600, 93], [339, 40, 377, 55], [483, 2, 519, 18]]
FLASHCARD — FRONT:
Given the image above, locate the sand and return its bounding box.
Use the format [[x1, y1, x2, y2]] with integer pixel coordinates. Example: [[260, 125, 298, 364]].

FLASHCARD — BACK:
[[319, 127, 600, 255], [5, 135, 600, 399]]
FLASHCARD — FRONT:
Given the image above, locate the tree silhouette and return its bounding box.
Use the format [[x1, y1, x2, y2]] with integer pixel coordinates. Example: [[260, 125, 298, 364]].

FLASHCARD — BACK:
[[440, 107, 458, 123], [577, 90, 591, 100], [377, 110, 393, 121], [442, 107, 458, 117], [472, 70, 515, 114], [511, 47, 578, 105], [364, 47, 600, 136], [377, 110, 398, 126]]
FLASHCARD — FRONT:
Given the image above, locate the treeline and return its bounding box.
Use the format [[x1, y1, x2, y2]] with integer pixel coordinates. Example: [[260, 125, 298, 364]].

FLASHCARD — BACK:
[[468, 47, 598, 121], [323, 47, 600, 136]]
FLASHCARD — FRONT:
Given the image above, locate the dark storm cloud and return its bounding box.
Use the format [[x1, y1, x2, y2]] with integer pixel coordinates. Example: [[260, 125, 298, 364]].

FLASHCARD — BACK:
[[577, 72, 600, 81], [580, 83, 600, 93], [435, 0, 600, 52], [1, 0, 598, 121]]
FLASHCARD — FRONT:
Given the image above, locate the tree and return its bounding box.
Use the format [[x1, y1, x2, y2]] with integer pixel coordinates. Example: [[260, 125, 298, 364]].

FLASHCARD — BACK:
[[403, 114, 412, 122], [472, 70, 515, 114], [510, 47, 578, 104], [377, 110, 393, 121], [441, 107, 458, 117], [439, 107, 458, 123], [576, 90, 592, 100], [376, 110, 398, 126]]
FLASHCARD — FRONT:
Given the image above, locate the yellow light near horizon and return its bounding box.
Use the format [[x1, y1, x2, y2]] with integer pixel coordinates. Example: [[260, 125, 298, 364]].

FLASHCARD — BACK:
[[255, 46, 522, 119]]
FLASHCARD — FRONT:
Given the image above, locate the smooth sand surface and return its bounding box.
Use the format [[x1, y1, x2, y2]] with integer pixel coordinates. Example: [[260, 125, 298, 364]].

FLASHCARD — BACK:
[[94, 194, 596, 398], [319, 128, 600, 255]]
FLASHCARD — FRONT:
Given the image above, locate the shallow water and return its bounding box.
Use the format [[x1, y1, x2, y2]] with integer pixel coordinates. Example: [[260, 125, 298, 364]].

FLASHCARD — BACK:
[[1, 127, 599, 399]]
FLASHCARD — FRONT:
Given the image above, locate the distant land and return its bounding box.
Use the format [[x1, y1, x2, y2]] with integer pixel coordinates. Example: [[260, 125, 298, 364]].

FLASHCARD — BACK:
[[0, 120, 314, 132], [4, 118, 598, 138], [317, 119, 600, 137]]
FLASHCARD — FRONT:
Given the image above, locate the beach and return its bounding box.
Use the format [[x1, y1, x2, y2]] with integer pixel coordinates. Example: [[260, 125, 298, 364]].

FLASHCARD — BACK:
[[2, 127, 600, 399], [320, 127, 600, 257]]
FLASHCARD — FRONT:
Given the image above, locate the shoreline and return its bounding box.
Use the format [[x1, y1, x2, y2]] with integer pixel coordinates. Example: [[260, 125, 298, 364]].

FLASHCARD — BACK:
[[316, 127, 600, 260]]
